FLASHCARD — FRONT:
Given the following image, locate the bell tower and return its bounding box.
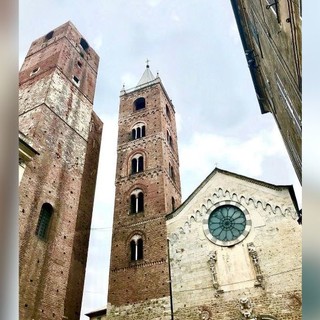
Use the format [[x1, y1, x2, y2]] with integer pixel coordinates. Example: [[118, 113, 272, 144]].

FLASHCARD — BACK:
[[107, 63, 181, 318]]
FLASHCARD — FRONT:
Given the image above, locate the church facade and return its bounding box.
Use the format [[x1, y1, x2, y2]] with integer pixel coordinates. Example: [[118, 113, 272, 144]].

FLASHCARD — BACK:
[[167, 168, 301, 319], [105, 65, 301, 320]]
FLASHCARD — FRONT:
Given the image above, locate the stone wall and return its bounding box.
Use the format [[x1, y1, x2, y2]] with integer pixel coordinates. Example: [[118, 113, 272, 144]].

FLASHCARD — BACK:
[[167, 170, 301, 320]]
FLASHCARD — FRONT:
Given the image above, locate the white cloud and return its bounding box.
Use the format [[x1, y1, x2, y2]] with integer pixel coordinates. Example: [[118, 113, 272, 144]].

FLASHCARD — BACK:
[[146, 0, 162, 7], [171, 12, 181, 22], [179, 125, 288, 200]]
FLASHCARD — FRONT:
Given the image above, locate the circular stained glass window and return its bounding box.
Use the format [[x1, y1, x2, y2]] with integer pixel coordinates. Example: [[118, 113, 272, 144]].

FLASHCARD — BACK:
[[208, 205, 246, 242]]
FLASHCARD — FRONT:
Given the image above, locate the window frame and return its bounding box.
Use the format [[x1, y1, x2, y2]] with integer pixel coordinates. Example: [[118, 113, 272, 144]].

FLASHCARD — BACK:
[[35, 203, 53, 240]]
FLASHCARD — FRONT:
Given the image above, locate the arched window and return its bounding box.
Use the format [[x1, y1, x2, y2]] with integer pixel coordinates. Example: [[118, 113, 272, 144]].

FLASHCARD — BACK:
[[131, 154, 144, 174], [80, 38, 89, 51], [131, 123, 146, 140], [134, 97, 145, 111], [130, 189, 144, 214], [44, 31, 54, 41], [130, 235, 143, 261], [35, 203, 53, 239], [169, 163, 175, 181]]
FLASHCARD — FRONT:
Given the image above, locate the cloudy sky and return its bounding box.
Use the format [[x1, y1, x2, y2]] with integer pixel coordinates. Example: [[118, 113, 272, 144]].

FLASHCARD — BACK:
[[19, 1, 301, 318]]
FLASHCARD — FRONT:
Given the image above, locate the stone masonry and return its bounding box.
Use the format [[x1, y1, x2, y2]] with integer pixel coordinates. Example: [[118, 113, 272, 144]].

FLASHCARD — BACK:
[[19, 21, 102, 320]]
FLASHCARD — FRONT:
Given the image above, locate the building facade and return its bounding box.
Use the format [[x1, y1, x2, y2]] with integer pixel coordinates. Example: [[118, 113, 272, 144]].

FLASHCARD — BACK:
[[230, 0, 302, 184], [167, 168, 301, 319], [106, 64, 182, 318], [19, 21, 103, 320], [104, 64, 301, 320]]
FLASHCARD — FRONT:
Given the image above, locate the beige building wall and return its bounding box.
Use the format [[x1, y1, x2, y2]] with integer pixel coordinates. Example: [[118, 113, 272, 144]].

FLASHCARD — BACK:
[[167, 169, 301, 319]]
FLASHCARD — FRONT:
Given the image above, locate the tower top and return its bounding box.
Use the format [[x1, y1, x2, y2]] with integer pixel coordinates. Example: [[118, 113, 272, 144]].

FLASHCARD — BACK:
[[136, 61, 156, 87]]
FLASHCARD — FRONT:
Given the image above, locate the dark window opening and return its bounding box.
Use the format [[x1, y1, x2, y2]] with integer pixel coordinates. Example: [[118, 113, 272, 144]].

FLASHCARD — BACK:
[[137, 127, 141, 139], [169, 164, 175, 181], [80, 38, 89, 51], [130, 240, 136, 260], [35, 203, 53, 239], [77, 61, 83, 68], [138, 192, 144, 212], [130, 195, 136, 214], [73, 76, 80, 86], [130, 238, 143, 261], [131, 158, 138, 174], [138, 156, 144, 172], [134, 97, 146, 111], [132, 125, 146, 140], [166, 105, 171, 120], [130, 191, 144, 214], [131, 156, 144, 174], [137, 238, 143, 259], [172, 197, 175, 211], [45, 31, 54, 41]]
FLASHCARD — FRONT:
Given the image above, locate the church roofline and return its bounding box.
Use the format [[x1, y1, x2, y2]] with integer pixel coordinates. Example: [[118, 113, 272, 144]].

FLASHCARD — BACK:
[[166, 167, 299, 221]]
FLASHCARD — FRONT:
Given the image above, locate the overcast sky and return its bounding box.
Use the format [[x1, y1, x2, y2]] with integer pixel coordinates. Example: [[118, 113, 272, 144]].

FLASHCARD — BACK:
[[19, 1, 302, 319]]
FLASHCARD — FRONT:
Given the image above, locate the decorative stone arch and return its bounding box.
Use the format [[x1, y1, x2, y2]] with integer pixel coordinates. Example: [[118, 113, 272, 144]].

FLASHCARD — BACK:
[[202, 200, 252, 247], [127, 232, 145, 261], [127, 149, 147, 175], [129, 188, 144, 214]]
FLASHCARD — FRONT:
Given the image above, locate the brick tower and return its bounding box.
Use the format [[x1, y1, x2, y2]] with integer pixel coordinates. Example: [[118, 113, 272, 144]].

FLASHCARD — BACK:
[[19, 22, 103, 320], [106, 63, 181, 319]]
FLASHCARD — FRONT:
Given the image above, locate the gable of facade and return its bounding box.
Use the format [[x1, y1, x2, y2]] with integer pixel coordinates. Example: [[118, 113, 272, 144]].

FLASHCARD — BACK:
[[166, 168, 301, 319]]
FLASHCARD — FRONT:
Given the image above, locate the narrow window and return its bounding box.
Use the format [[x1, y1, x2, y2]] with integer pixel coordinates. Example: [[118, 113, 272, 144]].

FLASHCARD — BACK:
[[80, 38, 89, 51], [166, 105, 171, 120], [142, 125, 146, 137], [138, 156, 144, 172], [130, 189, 144, 214], [136, 127, 141, 139], [131, 158, 138, 174], [35, 203, 53, 239], [73, 75, 80, 86], [130, 195, 136, 214], [169, 164, 175, 181], [131, 154, 144, 174], [45, 31, 54, 41], [169, 136, 173, 148], [130, 236, 143, 261], [134, 97, 146, 111], [137, 238, 143, 259], [172, 197, 175, 211], [131, 128, 136, 140], [138, 192, 144, 212], [77, 61, 83, 68], [130, 240, 136, 260]]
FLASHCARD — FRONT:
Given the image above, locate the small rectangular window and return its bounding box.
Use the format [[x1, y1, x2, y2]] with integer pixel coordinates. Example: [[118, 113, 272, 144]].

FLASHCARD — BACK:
[[73, 75, 80, 86], [77, 61, 83, 68]]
